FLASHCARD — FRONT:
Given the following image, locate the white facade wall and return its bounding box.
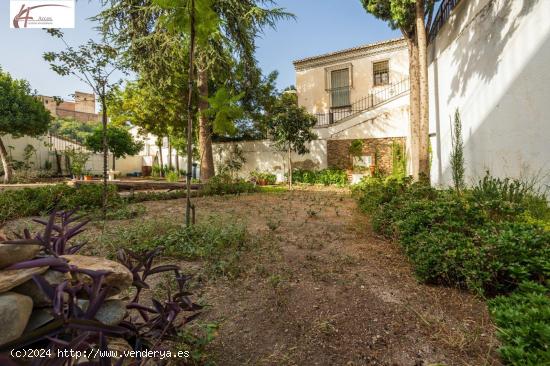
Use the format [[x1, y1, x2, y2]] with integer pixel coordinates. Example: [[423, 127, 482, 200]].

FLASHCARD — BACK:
[[429, 0, 550, 190], [212, 139, 327, 181]]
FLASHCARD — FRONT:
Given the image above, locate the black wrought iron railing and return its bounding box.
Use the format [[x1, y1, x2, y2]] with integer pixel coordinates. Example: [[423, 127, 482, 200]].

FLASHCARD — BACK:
[[429, 0, 462, 41], [315, 78, 410, 127], [329, 87, 351, 108]]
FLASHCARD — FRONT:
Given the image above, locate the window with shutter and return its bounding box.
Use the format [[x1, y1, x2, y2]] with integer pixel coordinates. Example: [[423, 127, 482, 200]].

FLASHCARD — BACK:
[[330, 68, 350, 107]]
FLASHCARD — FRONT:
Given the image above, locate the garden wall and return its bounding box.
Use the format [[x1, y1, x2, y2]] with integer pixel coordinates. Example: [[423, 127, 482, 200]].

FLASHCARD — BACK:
[[212, 139, 328, 181], [429, 0, 550, 191]]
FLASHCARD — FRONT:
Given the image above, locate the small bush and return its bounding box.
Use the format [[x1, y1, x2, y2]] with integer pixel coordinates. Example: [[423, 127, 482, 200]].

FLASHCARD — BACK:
[[166, 170, 180, 182], [292, 168, 347, 186], [0, 184, 120, 223], [352, 175, 550, 365], [489, 282, 550, 366], [202, 174, 257, 196], [250, 170, 277, 185]]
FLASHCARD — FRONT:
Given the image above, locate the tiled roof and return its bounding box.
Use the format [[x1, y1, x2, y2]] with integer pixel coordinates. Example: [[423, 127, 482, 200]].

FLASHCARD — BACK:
[[293, 38, 406, 69]]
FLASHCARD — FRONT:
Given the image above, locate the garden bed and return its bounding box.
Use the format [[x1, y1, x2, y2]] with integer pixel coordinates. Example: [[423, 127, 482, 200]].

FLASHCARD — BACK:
[[3, 187, 501, 365]]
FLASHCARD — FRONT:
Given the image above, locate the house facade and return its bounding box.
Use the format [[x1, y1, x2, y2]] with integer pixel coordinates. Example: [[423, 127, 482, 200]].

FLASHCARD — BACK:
[[428, 0, 550, 191], [38, 91, 100, 123], [293, 38, 411, 175]]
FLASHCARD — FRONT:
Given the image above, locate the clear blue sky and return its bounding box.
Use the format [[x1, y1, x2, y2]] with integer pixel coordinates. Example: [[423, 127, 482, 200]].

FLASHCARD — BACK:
[[0, 0, 399, 100]]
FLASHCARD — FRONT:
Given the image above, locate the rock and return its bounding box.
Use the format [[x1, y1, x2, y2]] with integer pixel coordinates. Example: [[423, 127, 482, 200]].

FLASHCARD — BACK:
[[0, 292, 33, 346], [62, 255, 132, 296], [24, 309, 54, 332], [13, 269, 71, 307], [95, 300, 127, 326], [78, 299, 127, 326], [0, 243, 41, 269], [0, 267, 48, 294]]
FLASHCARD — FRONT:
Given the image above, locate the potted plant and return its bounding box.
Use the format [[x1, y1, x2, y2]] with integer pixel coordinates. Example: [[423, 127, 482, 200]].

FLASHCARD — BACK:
[[83, 171, 93, 181]]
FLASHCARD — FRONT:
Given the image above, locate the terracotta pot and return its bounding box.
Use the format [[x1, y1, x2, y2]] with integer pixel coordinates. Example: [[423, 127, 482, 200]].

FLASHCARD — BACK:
[[369, 165, 376, 176], [84, 175, 93, 181], [258, 179, 267, 186]]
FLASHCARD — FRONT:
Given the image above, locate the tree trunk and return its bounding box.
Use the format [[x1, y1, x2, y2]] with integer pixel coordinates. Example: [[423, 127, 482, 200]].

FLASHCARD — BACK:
[[101, 95, 108, 219], [405, 34, 421, 180], [288, 146, 292, 189], [157, 138, 164, 177], [112, 154, 116, 171], [198, 67, 215, 182], [0, 136, 13, 183], [416, 0, 430, 180], [186, 0, 196, 227], [175, 150, 180, 172], [167, 138, 172, 170]]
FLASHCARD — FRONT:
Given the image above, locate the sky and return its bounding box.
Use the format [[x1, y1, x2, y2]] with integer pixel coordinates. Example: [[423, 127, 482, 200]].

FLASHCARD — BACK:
[[0, 0, 400, 101]]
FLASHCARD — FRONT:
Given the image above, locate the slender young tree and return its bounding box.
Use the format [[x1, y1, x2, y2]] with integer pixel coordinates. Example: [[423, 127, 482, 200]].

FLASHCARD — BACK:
[[154, 0, 219, 226], [44, 31, 122, 217], [0, 68, 51, 183], [268, 92, 317, 189]]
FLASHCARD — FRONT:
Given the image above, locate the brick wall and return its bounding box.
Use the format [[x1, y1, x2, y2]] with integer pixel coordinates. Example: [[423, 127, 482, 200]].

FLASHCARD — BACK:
[[327, 137, 406, 174]]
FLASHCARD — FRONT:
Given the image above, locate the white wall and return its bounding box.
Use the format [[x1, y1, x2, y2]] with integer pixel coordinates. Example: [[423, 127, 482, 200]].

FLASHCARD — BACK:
[[429, 0, 550, 191], [212, 139, 327, 181]]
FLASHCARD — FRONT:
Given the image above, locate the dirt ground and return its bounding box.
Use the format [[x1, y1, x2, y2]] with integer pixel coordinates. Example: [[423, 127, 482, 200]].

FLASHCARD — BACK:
[[141, 188, 501, 366], [5, 187, 502, 365]]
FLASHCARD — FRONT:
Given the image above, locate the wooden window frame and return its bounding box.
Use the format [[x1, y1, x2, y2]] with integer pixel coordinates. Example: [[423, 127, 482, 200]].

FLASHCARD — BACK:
[[373, 60, 390, 86]]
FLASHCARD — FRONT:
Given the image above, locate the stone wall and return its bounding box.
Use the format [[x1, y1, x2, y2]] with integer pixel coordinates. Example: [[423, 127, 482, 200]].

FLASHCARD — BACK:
[[327, 137, 405, 174]]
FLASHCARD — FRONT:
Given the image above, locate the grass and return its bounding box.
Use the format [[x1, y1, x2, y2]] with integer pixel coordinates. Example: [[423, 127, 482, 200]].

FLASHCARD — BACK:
[[97, 216, 250, 278]]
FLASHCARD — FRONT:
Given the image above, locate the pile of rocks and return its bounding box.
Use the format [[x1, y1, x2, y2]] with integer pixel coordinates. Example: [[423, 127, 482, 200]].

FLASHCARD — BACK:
[[0, 241, 133, 349]]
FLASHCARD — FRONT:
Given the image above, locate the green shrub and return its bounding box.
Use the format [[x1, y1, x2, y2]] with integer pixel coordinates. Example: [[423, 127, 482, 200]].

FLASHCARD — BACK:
[[113, 218, 249, 278], [489, 282, 550, 366], [165, 170, 180, 183], [352, 175, 550, 365], [201, 174, 257, 196], [0, 184, 120, 223], [250, 170, 277, 185], [292, 168, 347, 186]]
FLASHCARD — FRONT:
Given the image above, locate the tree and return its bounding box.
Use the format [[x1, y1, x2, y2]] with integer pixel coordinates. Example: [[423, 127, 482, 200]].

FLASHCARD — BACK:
[[49, 117, 99, 144], [85, 125, 144, 170], [154, 0, 219, 226], [450, 109, 464, 192], [44, 31, 122, 217], [194, 0, 291, 182], [268, 92, 317, 188], [0, 68, 51, 183], [360, 0, 436, 180]]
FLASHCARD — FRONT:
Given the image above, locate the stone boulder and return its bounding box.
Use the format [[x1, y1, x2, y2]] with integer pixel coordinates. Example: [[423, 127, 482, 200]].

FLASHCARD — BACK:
[[13, 269, 71, 307], [0, 266, 48, 294], [79, 299, 127, 326], [62, 255, 132, 296], [0, 243, 41, 269], [0, 292, 33, 346]]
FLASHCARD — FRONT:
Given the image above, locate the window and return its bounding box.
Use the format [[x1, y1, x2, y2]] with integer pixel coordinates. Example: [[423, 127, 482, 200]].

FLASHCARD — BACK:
[[330, 68, 350, 107], [373, 61, 389, 86]]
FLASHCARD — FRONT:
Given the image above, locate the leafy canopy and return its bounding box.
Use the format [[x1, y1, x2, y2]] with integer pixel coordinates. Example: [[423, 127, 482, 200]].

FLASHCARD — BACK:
[[0, 68, 51, 137], [268, 92, 317, 154], [154, 0, 219, 46], [205, 87, 244, 136], [43, 34, 122, 100], [85, 125, 144, 159]]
